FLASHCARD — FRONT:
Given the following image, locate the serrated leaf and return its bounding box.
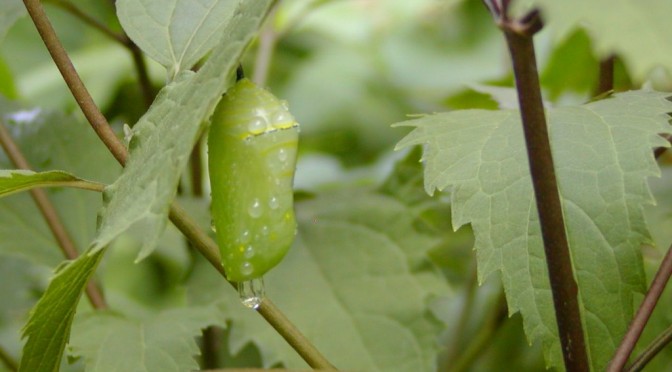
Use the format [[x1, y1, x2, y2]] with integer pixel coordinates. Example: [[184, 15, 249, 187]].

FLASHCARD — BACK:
[[0, 169, 103, 198], [395, 90, 672, 370], [524, 0, 672, 81], [18, 249, 104, 372], [187, 190, 450, 371], [117, 0, 241, 77], [91, 0, 274, 259], [68, 306, 219, 372]]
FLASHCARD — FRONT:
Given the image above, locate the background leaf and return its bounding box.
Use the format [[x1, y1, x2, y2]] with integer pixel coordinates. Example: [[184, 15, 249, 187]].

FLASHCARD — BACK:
[[524, 0, 672, 81], [91, 0, 274, 259], [117, 0, 240, 77], [395, 90, 672, 370], [187, 189, 451, 371]]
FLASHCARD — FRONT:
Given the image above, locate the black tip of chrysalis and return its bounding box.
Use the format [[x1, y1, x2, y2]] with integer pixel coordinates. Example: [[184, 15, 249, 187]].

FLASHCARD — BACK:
[[236, 65, 245, 82]]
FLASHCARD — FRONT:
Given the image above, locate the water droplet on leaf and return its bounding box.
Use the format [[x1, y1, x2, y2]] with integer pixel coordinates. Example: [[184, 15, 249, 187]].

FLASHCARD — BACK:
[[248, 199, 262, 218]]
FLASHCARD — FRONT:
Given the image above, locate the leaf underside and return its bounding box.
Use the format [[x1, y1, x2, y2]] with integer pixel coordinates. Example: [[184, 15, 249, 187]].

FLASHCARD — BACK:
[[395, 90, 672, 370], [91, 0, 274, 260]]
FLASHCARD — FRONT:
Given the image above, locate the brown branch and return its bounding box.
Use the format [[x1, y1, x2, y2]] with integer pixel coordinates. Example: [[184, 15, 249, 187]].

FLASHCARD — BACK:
[[627, 324, 672, 372], [22, 0, 335, 369], [594, 56, 615, 97], [201, 326, 222, 369], [0, 122, 107, 309], [608, 243, 672, 371], [190, 136, 203, 197], [23, 0, 128, 165], [498, 10, 589, 371], [44, 0, 155, 109], [654, 135, 671, 159], [0, 343, 18, 372], [45, 0, 127, 44]]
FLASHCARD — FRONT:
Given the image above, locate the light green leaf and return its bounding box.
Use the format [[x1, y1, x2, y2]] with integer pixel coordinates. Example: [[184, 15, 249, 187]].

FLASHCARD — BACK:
[[187, 190, 450, 371], [0, 169, 103, 197], [0, 0, 24, 41], [395, 90, 672, 370], [525, 0, 672, 81], [117, 0, 241, 77], [91, 0, 274, 259], [68, 306, 220, 371], [18, 249, 104, 372]]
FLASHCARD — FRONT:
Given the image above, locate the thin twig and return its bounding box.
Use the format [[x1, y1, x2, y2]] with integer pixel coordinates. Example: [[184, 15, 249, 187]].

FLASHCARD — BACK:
[[496, 8, 589, 371], [0, 122, 107, 309], [44, 0, 155, 109], [451, 291, 507, 372], [190, 136, 204, 197], [23, 0, 127, 165], [22, 0, 335, 368], [252, 3, 279, 86], [654, 135, 671, 159], [201, 326, 222, 369], [0, 343, 18, 372], [442, 260, 478, 368], [608, 243, 672, 371], [594, 55, 615, 97], [45, 0, 127, 44], [627, 324, 672, 372]]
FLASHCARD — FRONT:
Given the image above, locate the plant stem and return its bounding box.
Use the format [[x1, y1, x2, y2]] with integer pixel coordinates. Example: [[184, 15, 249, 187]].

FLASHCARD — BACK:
[[608, 243, 672, 371], [499, 12, 589, 371], [0, 122, 107, 309], [442, 260, 478, 368], [201, 326, 222, 369], [190, 136, 204, 197], [45, 0, 155, 109], [22, 0, 335, 368], [594, 55, 615, 97], [627, 324, 672, 372], [451, 290, 507, 372], [23, 0, 127, 165], [45, 0, 127, 44], [0, 343, 18, 372], [252, 3, 278, 86]]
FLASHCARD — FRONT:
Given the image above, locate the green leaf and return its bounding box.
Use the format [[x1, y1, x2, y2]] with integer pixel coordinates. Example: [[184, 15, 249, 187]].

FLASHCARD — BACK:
[[68, 306, 220, 371], [0, 169, 103, 197], [18, 249, 104, 372], [187, 190, 449, 371], [91, 0, 274, 259], [117, 0, 241, 77], [524, 0, 672, 81], [395, 90, 672, 370]]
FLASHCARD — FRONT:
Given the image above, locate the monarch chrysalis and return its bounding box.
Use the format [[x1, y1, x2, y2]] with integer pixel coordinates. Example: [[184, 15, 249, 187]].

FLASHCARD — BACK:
[[208, 78, 299, 283]]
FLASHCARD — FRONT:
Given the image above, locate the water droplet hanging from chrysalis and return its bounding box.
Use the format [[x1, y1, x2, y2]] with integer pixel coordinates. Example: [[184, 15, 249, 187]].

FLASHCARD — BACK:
[[237, 277, 265, 309]]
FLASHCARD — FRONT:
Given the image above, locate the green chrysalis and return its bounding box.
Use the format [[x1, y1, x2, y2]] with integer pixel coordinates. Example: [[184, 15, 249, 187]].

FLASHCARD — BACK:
[[208, 78, 299, 282]]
